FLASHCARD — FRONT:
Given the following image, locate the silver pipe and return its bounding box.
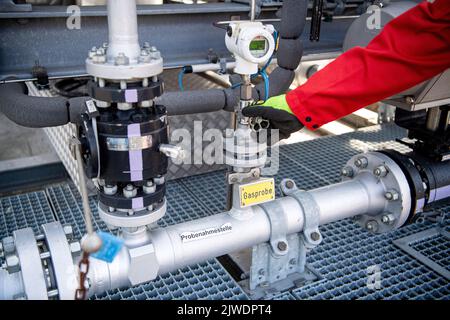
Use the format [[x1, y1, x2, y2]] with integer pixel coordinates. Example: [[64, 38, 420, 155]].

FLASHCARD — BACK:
[[250, 0, 256, 21], [87, 173, 388, 296], [106, 0, 141, 63]]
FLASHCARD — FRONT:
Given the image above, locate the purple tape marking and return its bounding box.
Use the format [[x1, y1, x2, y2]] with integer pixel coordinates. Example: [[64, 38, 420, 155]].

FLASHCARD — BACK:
[[435, 185, 450, 201], [132, 197, 144, 209], [127, 124, 143, 181], [125, 89, 138, 103]]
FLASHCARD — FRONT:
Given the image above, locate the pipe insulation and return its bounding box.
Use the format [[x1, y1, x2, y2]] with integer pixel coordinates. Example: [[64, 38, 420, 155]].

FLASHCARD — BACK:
[[158, 0, 308, 115], [86, 170, 386, 296], [0, 82, 88, 128]]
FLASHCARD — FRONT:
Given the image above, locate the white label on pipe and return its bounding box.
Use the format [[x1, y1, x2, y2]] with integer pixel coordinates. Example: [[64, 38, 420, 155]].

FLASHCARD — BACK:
[[180, 223, 233, 243]]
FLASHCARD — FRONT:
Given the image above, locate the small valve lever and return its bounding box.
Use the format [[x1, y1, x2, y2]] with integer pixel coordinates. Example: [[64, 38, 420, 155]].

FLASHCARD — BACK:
[[160, 144, 186, 162]]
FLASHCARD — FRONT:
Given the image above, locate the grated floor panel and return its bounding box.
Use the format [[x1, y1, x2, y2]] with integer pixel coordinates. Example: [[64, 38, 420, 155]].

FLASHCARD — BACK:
[[1, 124, 448, 300]]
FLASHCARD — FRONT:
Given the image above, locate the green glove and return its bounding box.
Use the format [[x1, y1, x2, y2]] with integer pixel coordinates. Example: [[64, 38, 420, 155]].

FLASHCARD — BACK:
[[242, 94, 304, 140]]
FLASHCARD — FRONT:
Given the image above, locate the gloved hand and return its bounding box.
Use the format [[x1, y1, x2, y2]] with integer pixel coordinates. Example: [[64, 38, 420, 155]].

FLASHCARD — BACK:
[[242, 94, 304, 140]]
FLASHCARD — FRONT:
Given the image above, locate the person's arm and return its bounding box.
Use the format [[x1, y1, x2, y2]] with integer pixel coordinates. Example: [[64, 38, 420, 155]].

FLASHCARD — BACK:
[[287, 0, 450, 130]]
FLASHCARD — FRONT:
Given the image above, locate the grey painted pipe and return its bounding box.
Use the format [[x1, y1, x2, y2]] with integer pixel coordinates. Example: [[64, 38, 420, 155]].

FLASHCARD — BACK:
[[0, 82, 89, 128]]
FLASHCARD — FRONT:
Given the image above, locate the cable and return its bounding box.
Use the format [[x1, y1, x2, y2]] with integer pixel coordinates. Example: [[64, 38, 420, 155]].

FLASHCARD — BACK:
[[260, 70, 269, 101], [178, 67, 186, 91]]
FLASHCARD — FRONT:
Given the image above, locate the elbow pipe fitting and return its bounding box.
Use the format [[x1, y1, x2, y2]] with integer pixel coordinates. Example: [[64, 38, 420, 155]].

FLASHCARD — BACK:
[[0, 82, 89, 128]]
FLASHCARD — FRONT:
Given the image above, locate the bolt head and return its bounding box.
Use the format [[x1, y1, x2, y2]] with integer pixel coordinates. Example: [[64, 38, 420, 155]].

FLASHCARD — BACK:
[[354, 157, 368, 168], [154, 176, 165, 185], [340, 166, 354, 177], [310, 231, 321, 241], [277, 241, 287, 251], [2, 236, 15, 254], [114, 53, 129, 66], [285, 180, 295, 189], [63, 225, 74, 239], [70, 242, 81, 255], [384, 190, 399, 201], [6, 254, 20, 273], [381, 214, 395, 225], [373, 165, 388, 177], [365, 220, 379, 232]]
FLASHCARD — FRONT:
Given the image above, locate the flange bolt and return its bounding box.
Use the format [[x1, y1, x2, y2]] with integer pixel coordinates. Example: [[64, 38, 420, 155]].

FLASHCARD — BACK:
[[340, 166, 354, 177], [277, 241, 288, 251], [384, 189, 399, 201], [374, 165, 388, 177], [354, 157, 368, 168], [310, 231, 321, 241], [365, 220, 379, 232]]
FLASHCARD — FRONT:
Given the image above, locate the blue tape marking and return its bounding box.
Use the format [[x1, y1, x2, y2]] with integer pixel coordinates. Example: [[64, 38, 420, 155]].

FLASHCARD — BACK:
[[92, 231, 124, 263]]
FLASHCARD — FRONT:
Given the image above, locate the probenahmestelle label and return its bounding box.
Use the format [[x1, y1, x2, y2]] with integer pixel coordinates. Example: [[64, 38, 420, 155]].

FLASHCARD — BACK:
[[180, 223, 232, 243]]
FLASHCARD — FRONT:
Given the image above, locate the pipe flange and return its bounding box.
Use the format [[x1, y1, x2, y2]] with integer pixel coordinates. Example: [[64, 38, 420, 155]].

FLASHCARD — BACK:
[[98, 198, 167, 228], [41, 222, 79, 300], [343, 152, 412, 233], [87, 80, 163, 104], [11, 228, 49, 299], [86, 57, 163, 81]]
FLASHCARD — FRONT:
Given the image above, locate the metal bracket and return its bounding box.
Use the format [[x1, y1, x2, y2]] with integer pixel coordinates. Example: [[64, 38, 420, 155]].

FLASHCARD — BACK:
[[227, 168, 260, 184], [247, 178, 323, 292], [260, 200, 289, 256], [280, 179, 322, 248]]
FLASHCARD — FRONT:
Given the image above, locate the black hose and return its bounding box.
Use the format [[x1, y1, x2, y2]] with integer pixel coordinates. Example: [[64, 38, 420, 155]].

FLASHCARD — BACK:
[[0, 82, 89, 128]]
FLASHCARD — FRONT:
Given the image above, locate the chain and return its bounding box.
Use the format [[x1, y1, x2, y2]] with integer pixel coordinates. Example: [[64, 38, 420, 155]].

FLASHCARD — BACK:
[[75, 251, 90, 300]]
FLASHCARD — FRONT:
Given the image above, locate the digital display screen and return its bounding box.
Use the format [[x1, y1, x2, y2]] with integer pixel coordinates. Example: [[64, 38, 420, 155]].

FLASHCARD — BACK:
[[249, 39, 267, 51]]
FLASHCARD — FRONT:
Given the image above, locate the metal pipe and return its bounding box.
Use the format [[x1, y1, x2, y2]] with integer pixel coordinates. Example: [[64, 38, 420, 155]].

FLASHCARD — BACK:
[[87, 172, 388, 296], [106, 0, 141, 62], [250, 0, 256, 21]]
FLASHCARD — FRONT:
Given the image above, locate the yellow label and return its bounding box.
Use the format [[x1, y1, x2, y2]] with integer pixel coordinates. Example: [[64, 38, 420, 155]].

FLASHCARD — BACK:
[[239, 178, 275, 208]]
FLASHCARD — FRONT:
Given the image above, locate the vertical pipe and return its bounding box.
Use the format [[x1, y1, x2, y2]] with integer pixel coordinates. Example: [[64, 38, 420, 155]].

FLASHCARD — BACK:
[[250, 0, 256, 21], [106, 0, 141, 62]]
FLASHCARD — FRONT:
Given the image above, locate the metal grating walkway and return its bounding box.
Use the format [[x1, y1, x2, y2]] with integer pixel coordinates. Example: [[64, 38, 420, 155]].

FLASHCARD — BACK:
[[0, 123, 449, 299]]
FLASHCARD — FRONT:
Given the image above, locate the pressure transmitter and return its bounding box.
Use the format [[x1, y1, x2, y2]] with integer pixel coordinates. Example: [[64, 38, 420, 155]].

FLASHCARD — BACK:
[[225, 21, 275, 75]]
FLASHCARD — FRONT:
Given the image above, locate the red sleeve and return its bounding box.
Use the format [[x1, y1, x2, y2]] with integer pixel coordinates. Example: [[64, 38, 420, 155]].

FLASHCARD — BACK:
[[286, 0, 450, 130]]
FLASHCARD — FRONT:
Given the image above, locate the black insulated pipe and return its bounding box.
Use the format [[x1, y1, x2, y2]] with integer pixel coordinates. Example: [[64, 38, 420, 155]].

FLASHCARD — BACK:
[[0, 0, 308, 124], [0, 82, 89, 128]]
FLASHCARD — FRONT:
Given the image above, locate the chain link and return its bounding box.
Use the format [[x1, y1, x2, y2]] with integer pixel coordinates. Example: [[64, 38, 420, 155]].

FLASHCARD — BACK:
[[75, 251, 90, 300]]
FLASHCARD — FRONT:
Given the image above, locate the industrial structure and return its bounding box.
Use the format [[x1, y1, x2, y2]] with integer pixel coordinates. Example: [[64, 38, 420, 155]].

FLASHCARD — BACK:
[[0, 0, 448, 300]]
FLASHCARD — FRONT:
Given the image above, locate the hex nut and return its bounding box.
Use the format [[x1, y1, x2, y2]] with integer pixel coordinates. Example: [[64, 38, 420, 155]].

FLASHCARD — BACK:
[[285, 180, 295, 189], [374, 165, 388, 177], [2, 236, 15, 254], [69, 242, 82, 255], [6, 254, 20, 273], [63, 225, 73, 238], [341, 166, 354, 177], [143, 181, 156, 194], [104, 185, 118, 195], [277, 241, 287, 251], [154, 176, 165, 185], [123, 185, 137, 198], [115, 53, 129, 66], [354, 157, 368, 168], [385, 190, 399, 201], [310, 231, 321, 241], [365, 220, 379, 233]]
